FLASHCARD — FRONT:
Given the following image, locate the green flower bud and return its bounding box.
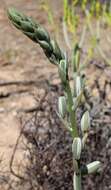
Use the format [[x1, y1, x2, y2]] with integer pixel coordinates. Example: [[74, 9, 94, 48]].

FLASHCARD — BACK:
[[8, 8, 27, 23], [38, 41, 52, 53], [72, 137, 82, 160], [21, 21, 34, 32], [23, 31, 35, 41], [36, 27, 50, 42], [72, 43, 80, 72], [58, 96, 67, 118], [73, 172, 82, 190], [9, 14, 20, 24], [81, 111, 90, 134], [59, 59, 68, 83], [75, 76, 82, 96], [87, 161, 101, 174], [51, 40, 64, 60]]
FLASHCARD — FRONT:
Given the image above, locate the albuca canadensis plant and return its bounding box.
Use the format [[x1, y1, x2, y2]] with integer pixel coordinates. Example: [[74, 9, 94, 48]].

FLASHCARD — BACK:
[[7, 8, 101, 190]]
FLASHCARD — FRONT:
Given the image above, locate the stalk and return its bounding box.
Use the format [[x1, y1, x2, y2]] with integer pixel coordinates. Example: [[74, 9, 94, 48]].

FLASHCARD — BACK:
[[65, 81, 78, 138]]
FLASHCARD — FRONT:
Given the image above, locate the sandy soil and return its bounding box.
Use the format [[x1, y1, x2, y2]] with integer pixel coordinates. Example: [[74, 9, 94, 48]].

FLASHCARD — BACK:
[[0, 0, 58, 181]]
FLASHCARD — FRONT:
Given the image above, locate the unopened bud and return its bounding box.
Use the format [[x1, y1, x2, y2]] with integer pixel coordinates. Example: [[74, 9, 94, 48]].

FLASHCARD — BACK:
[[21, 21, 34, 32], [38, 41, 52, 52], [72, 137, 82, 160], [73, 172, 82, 190], [59, 59, 68, 83], [81, 111, 90, 134], [87, 161, 101, 174], [51, 40, 64, 60], [36, 27, 50, 42], [58, 96, 67, 118], [75, 76, 82, 96]]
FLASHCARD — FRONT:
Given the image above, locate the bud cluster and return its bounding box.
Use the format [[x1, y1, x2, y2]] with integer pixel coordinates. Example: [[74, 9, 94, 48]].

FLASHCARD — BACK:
[[8, 8, 65, 65]]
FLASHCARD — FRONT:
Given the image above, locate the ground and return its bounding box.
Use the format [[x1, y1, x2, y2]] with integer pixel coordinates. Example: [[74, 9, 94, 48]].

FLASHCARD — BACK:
[[0, 0, 111, 190]]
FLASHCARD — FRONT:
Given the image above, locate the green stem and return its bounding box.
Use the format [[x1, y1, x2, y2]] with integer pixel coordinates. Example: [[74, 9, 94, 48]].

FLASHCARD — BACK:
[[65, 81, 78, 138]]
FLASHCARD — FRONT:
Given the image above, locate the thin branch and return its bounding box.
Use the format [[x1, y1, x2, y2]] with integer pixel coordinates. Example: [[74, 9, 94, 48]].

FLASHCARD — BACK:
[[0, 80, 38, 87], [0, 90, 28, 99], [9, 120, 26, 180]]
